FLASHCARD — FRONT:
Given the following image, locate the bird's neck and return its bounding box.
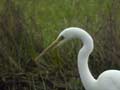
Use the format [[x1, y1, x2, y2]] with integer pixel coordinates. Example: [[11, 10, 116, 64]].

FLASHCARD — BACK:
[[78, 42, 96, 90]]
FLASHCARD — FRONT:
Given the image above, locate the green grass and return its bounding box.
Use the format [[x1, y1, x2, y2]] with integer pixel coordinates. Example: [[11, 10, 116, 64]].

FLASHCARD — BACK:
[[0, 0, 120, 90]]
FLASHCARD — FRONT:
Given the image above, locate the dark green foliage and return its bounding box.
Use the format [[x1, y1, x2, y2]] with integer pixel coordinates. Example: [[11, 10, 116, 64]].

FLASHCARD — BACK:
[[0, 0, 120, 90]]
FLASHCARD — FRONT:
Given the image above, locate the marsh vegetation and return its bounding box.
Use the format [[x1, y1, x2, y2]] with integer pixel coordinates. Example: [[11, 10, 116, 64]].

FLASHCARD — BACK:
[[0, 0, 120, 90]]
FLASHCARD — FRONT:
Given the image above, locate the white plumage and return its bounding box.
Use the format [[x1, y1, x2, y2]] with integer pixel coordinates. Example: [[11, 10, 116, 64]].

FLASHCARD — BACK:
[[57, 27, 120, 90], [39, 27, 120, 90]]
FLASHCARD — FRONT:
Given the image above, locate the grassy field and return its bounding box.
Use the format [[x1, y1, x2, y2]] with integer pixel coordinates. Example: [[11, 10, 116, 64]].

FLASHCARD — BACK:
[[0, 0, 120, 90]]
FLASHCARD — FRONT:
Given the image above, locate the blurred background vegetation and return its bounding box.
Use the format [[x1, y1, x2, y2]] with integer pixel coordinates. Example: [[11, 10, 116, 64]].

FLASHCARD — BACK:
[[0, 0, 120, 90]]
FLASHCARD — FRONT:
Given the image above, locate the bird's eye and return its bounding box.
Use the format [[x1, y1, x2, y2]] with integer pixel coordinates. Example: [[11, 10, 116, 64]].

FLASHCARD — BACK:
[[60, 36, 64, 40]]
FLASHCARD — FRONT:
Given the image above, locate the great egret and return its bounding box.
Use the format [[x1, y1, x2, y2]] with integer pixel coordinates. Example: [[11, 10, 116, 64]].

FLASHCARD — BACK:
[[37, 27, 120, 90]]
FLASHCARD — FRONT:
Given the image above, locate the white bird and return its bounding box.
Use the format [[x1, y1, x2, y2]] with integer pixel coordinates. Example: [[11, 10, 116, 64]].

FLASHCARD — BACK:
[[37, 27, 120, 90]]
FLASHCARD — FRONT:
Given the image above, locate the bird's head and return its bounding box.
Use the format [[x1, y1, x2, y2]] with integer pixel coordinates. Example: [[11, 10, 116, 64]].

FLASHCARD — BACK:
[[34, 27, 93, 62]]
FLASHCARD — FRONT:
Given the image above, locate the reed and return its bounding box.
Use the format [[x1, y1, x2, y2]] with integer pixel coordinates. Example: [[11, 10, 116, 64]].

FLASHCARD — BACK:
[[0, 0, 120, 90]]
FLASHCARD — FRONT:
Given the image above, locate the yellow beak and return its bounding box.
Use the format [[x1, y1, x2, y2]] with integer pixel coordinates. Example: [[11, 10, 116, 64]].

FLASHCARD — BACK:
[[34, 36, 64, 62]]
